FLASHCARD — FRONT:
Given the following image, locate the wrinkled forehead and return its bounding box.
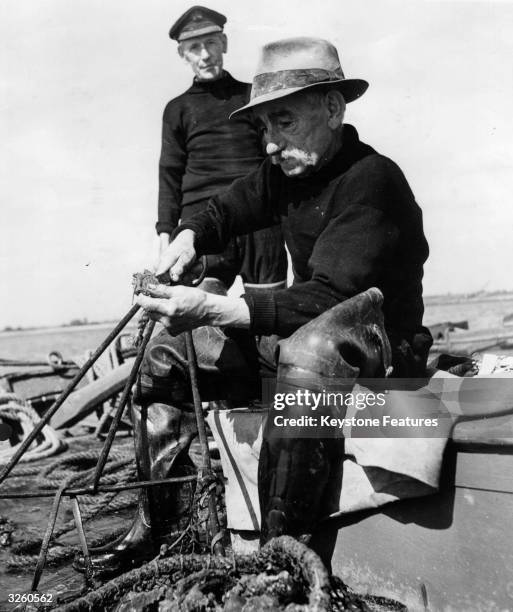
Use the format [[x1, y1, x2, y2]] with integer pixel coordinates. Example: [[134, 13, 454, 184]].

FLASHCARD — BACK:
[[254, 91, 321, 120]]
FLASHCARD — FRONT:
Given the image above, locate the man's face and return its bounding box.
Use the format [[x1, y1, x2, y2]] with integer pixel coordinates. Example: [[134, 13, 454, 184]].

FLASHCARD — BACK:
[[255, 92, 336, 178], [179, 33, 226, 81]]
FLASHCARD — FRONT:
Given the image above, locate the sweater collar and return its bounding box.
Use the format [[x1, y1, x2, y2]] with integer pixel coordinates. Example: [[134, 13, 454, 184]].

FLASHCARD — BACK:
[[315, 124, 375, 180], [277, 124, 376, 185], [187, 70, 238, 93]]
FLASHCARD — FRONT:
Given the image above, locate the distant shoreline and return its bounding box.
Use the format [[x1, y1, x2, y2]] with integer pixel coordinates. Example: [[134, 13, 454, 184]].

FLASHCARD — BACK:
[[3, 292, 513, 335], [0, 321, 137, 338], [424, 293, 513, 306]]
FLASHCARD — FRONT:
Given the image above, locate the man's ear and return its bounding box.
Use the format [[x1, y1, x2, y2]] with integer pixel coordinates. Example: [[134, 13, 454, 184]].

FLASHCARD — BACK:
[[221, 33, 228, 53], [326, 90, 346, 129]]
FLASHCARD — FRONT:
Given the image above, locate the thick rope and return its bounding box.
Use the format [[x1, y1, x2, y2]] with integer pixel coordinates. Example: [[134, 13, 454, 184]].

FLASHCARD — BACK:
[[51, 535, 405, 612], [52, 536, 333, 612], [6, 526, 128, 571], [0, 393, 65, 462], [5, 446, 137, 570]]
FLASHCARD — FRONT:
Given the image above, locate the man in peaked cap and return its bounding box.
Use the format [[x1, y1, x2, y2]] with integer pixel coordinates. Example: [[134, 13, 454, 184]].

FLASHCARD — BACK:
[[156, 5, 287, 290], [73, 7, 286, 578]]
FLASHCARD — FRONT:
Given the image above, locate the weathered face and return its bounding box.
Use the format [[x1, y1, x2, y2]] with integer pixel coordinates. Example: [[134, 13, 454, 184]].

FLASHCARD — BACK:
[[255, 91, 341, 177], [178, 33, 226, 81]]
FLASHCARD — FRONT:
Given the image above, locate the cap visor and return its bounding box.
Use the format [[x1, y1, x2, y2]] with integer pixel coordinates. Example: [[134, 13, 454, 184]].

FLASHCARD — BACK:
[[172, 24, 223, 40]]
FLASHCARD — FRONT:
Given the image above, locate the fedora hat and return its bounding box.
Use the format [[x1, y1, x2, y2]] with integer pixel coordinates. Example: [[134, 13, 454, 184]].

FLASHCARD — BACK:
[[231, 37, 368, 117]]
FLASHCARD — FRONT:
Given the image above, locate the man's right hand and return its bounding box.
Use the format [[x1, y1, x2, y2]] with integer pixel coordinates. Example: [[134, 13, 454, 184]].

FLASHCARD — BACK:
[[156, 229, 197, 282]]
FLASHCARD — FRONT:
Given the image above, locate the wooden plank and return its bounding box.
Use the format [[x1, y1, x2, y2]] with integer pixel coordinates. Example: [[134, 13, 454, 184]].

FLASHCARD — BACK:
[[433, 325, 513, 353], [332, 449, 513, 610], [453, 449, 513, 493], [453, 414, 513, 448], [2, 367, 84, 402], [49, 359, 134, 429]]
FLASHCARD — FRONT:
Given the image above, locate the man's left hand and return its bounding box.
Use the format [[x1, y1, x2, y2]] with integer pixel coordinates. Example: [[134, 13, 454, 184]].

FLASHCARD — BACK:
[[136, 284, 209, 335]]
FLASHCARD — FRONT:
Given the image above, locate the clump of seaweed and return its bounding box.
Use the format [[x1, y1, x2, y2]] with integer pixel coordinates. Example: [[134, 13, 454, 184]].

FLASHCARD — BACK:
[[50, 536, 402, 612]]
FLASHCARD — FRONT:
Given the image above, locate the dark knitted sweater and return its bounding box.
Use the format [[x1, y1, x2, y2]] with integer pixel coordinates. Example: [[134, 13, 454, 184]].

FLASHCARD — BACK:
[[156, 72, 264, 235], [177, 125, 429, 342]]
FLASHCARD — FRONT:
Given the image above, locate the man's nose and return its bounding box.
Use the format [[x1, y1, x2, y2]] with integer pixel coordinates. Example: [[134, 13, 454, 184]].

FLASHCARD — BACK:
[[266, 142, 283, 156], [264, 127, 285, 156], [199, 46, 211, 60]]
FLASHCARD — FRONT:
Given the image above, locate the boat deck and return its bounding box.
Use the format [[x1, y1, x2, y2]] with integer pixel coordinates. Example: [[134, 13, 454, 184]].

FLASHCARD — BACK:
[[0, 436, 136, 611]]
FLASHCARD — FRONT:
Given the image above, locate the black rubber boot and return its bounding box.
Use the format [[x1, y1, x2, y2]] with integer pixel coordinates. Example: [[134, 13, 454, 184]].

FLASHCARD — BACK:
[[73, 402, 197, 576], [259, 288, 391, 549]]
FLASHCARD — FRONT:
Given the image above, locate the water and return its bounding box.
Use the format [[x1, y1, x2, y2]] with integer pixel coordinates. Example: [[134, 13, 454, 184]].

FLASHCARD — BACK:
[[423, 296, 513, 330], [0, 323, 137, 363]]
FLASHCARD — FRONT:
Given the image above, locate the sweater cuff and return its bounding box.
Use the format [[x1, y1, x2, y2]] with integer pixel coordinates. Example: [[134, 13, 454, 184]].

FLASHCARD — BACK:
[[242, 292, 276, 336], [156, 221, 176, 235], [172, 222, 208, 255]]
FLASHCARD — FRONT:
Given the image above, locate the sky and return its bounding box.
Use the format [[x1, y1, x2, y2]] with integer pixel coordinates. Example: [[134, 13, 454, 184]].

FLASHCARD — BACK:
[[1, 0, 513, 328]]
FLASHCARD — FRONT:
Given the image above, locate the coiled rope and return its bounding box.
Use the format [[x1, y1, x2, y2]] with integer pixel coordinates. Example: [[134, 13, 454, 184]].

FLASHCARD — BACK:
[[50, 535, 406, 612], [4, 444, 137, 571], [0, 392, 65, 462], [50, 536, 377, 612]]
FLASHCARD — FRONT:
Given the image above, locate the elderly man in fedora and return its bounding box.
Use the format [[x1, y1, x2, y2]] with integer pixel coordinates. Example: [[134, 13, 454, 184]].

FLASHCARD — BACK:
[[80, 36, 432, 573]]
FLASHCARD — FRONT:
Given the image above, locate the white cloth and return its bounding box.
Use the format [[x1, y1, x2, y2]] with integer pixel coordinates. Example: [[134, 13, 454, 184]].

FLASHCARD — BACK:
[[208, 368, 513, 531]]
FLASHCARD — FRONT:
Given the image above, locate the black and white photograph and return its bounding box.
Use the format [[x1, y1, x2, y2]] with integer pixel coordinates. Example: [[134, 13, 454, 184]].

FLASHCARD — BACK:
[[1, 1, 513, 610]]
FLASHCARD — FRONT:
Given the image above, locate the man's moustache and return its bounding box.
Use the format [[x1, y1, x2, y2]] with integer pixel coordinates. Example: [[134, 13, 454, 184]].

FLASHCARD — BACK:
[[270, 151, 308, 164], [270, 151, 297, 163]]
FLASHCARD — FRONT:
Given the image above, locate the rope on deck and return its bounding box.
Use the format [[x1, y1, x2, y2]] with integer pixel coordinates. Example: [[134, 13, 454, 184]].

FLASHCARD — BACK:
[[4, 444, 138, 571], [2, 435, 218, 573], [5, 526, 128, 571], [0, 392, 65, 462]]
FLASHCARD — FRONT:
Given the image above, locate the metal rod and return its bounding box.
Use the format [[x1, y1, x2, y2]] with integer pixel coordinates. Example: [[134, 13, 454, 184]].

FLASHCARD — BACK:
[[91, 320, 155, 492], [30, 484, 65, 591], [184, 331, 224, 556], [0, 474, 198, 499], [0, 304, 140, 485], [70, 496, 96, 587]]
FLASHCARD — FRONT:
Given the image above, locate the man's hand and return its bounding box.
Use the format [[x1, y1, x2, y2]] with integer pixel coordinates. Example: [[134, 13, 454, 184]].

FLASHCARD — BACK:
[[156, 229, 197, 282], [136, 284, 209, 335], [135, 283, 251, 335]]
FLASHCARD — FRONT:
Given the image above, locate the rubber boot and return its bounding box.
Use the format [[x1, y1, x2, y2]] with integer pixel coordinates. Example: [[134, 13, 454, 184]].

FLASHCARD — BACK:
[[259, 288, 391, 551], [73, 402, 197, 576]]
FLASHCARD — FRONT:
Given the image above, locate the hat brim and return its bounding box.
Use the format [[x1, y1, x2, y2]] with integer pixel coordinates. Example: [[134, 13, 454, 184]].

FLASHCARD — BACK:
[[230, 78, 368, 118]]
